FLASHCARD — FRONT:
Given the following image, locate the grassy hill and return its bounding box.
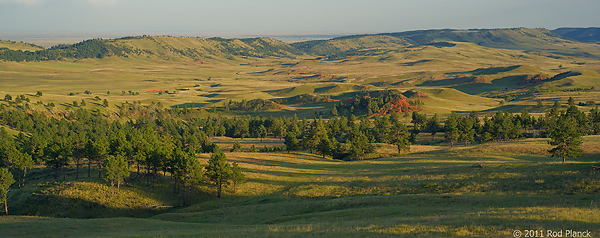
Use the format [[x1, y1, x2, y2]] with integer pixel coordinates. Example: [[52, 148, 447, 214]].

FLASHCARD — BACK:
[[294, 28, 600, 59], [2, 36, 598, 117], [291, 35, 409, 57], [1, 28, 600, 237], [553, 27, 600, 43], [0, 36, 304, 62], [0, 40, 44, 51]]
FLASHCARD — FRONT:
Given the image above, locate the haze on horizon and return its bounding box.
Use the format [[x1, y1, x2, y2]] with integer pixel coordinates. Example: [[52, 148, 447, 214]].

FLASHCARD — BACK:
[[0, 0, 599, 41]]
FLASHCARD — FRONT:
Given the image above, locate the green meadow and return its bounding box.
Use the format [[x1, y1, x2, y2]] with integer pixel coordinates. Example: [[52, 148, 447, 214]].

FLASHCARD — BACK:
[[1, 136, 599, 237]]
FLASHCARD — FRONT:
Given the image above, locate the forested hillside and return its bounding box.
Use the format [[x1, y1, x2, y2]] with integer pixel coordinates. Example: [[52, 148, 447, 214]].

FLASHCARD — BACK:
[[0, 36, 303, 62]]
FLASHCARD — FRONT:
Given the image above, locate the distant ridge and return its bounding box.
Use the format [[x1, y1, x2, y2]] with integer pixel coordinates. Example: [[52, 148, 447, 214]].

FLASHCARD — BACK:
[[292, 28, 600, 59], [2, 27, 600, 62], [552, 27, 600, 43], [0, 36, 303, 62]]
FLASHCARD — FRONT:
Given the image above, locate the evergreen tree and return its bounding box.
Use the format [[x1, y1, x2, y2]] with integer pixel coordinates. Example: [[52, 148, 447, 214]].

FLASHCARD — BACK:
[[535, 99, 543, 108], [388, 119, 411, 153], [458, 116, 475, 146], [284, 132, 299, 152], [411, 111, 427, 130], [445, 112, 460, 147], [230, 162, 246, 193], [271, 118, 286, 140], [249, 145, 258, 152], [231, 140, 242, 152], [0, 168, 15, 215], [548, 114, 583, 163], [172, 149, 203, 205], [86, 136, 109, 178], [103, 154, 130, 196], [349, 127, 373, 159], [9, 148, 33, 188], [258, 124, 267, 142], [425, 114, 441, 142], [205, 149, 232, 198], [553, 100, 561, 110], [567, 97, 575, 106], [302, 120, 326, 153], [316, 134, 335, 158], [3, 94, 11, 101]]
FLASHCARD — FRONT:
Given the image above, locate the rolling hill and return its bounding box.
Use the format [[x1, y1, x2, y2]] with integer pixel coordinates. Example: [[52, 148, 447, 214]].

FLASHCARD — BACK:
[[293, 28, 600, 59], [553, 27, 600, 43], [2, 27, 600, 237], [3, 27, 600, 63], [0, 36, 304, 62], [0, 40, 44, 51]]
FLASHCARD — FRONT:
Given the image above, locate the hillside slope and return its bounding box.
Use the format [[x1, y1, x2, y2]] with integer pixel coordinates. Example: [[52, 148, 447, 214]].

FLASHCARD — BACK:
[[0, 36, 304, 62], [553, 27, 600, 43], [293, 28, 600, 59], [0, 40, 44, 51], [291, 35, 409, 57]]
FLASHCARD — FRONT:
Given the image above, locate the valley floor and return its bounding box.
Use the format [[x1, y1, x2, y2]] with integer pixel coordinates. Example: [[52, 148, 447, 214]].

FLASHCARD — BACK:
[[2, 137, 599, 237]]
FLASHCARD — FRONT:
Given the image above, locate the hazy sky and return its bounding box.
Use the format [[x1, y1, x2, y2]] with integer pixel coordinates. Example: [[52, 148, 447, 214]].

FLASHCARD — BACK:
[[0, 0, 599, 35]]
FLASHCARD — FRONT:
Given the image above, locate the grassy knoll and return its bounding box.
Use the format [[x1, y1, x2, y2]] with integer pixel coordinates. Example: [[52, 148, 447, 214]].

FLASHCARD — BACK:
[[1, 136, 599, 237], [0, 40, 43, 51]]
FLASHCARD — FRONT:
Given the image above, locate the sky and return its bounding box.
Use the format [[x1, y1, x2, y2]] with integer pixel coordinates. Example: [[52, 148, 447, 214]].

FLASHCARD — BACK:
[[0, 0, 599, 37]]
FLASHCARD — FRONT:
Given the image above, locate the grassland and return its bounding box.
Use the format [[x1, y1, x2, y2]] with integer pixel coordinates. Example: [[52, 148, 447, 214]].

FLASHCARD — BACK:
[[1, 136, 599, 237], [2, 38, 599, 118], [0, 40, 43, 51], [1, 30, 600, 237]]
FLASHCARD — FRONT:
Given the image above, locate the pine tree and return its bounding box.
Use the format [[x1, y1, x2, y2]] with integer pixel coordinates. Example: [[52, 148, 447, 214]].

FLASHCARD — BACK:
[[172, 149, 203, 205], [425, 114, 441, 142], [230, 141, 242, 152], [567, 97, 575, 106], [535, 99, 543, 108], [388, 120, 411, 153], [458, 116, 475, 146], [349, 127, 373, 159], [230, 162, 246, 193], [445, 112, 460, 147], [284, 133, 299, 152], [258, 125, 267, 142], [548, 114, 583, 163], [0, 167, 15, 215], [272, 118, 286, 140], [103, 154, 130, 196], [10, 149, 33, 188], [316, 134, 335, 158], [205, 149, 232, 198], [411, 111, 427, 130]]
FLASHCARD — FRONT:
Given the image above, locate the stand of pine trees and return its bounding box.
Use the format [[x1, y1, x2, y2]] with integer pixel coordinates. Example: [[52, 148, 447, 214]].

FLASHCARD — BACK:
[[1, 100, 599, 210]]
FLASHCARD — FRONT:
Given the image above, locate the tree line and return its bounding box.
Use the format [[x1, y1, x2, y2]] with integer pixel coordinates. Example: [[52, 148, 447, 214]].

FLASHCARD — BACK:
[[0, 39, 129, 62], [0, 106, 245, 213], [1, 100, 598, 214]]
